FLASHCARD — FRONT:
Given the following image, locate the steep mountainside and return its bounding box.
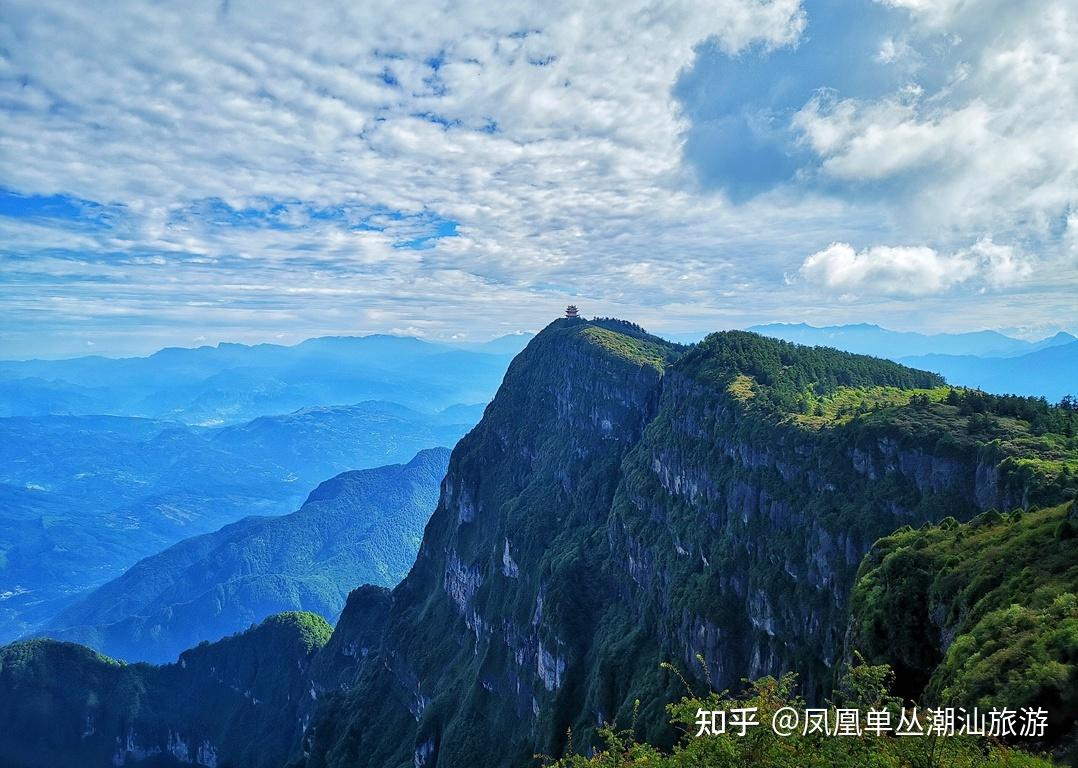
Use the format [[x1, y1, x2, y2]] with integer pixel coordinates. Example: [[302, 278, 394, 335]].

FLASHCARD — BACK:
[[42, 448, 450, 663], [0, 612, 333, 768], [850, 500, 1078, 760], [2, 319, 1075, 768], [300, 319, 1077, 768], [301, 319, 687, 767], [0, 404, 474, 643]]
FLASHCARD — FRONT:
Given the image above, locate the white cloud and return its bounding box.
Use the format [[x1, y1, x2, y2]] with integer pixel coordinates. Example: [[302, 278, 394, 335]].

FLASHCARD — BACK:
[[796, 237, 1031, 296], [794, 0, 1078, 243], [965, 237, 1032, 287], [874, 0, 972, 27], [0, 0, 818, 355], [0, 0, 805, 214], [1066, 211, 1078, 260], [0, 0, 1074, 355], [875, 35, 914, 65], [797, 242, 971, 295], [794, 91, 989, 181]]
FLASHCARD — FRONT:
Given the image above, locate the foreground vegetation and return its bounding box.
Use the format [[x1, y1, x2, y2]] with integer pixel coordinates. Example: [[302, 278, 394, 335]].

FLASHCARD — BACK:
[[851, 501, 1078, 763], [549, 661, 1057, 768]]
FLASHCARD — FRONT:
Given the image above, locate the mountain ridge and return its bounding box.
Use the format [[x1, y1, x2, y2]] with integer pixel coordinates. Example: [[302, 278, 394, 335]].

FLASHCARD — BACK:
[[41, 447, 451, 663]]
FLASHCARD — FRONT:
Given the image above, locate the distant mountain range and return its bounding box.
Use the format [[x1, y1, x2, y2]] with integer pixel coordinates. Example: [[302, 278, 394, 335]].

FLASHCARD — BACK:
[[749, 323, 1077, 401], [41, 448, 449, 663], [0, 404, 477, 643], [748, 322, 1076, 359], [7, 324, 1069, 423], [900, 343, 1078, 402], [447, 332, 535, 355], [0, 333, 524, 425], [0, 332, 514, 645]]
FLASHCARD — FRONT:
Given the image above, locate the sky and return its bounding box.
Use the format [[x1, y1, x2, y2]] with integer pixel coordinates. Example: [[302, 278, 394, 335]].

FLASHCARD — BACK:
[[1, 0, 1076, 358]]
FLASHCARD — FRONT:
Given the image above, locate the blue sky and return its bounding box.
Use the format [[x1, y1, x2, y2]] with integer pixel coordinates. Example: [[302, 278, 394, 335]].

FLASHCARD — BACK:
[[1, 0, 1076, 358]]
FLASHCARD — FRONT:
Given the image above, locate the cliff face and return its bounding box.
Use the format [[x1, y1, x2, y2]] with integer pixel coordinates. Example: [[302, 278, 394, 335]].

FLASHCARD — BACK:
[[303, 319, 682, 768], [604, 367, 1026, 706], [301, 321, 1070, 768], [5, 320, 1072, 768]]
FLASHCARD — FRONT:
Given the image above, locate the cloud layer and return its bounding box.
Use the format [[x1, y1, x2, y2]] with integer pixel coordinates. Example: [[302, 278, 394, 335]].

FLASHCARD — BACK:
[[0, 0, 1075, 356]]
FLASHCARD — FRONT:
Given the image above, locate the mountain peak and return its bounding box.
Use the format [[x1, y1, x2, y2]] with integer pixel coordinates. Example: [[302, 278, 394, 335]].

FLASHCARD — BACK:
[[535, 317, 685, 371]]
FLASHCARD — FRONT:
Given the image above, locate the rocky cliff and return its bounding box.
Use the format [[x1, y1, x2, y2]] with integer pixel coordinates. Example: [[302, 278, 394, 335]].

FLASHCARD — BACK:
[[300, 320, 1074, 768]]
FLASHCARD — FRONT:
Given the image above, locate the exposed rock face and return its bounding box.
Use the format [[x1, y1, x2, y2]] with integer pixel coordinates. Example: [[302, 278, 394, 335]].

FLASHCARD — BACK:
[[301, 320, 677, 768], [606, 370, 977, 703], [300, 321, 1059, 768], [306, 585, 392, 694]]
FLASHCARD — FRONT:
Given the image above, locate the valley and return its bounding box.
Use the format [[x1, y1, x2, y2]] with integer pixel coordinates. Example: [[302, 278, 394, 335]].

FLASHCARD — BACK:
[[0, 404, 479, 643]]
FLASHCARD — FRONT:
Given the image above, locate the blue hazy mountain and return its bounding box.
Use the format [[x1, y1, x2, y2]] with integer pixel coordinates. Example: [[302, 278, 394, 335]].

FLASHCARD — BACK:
[[900, 341, 1078, 401], [748, 322, 1076, 360], [0, 334, 517, 424], [41, 448, 449, 663], [447, 331, 535, 355], [0, 404, 477, 643]]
